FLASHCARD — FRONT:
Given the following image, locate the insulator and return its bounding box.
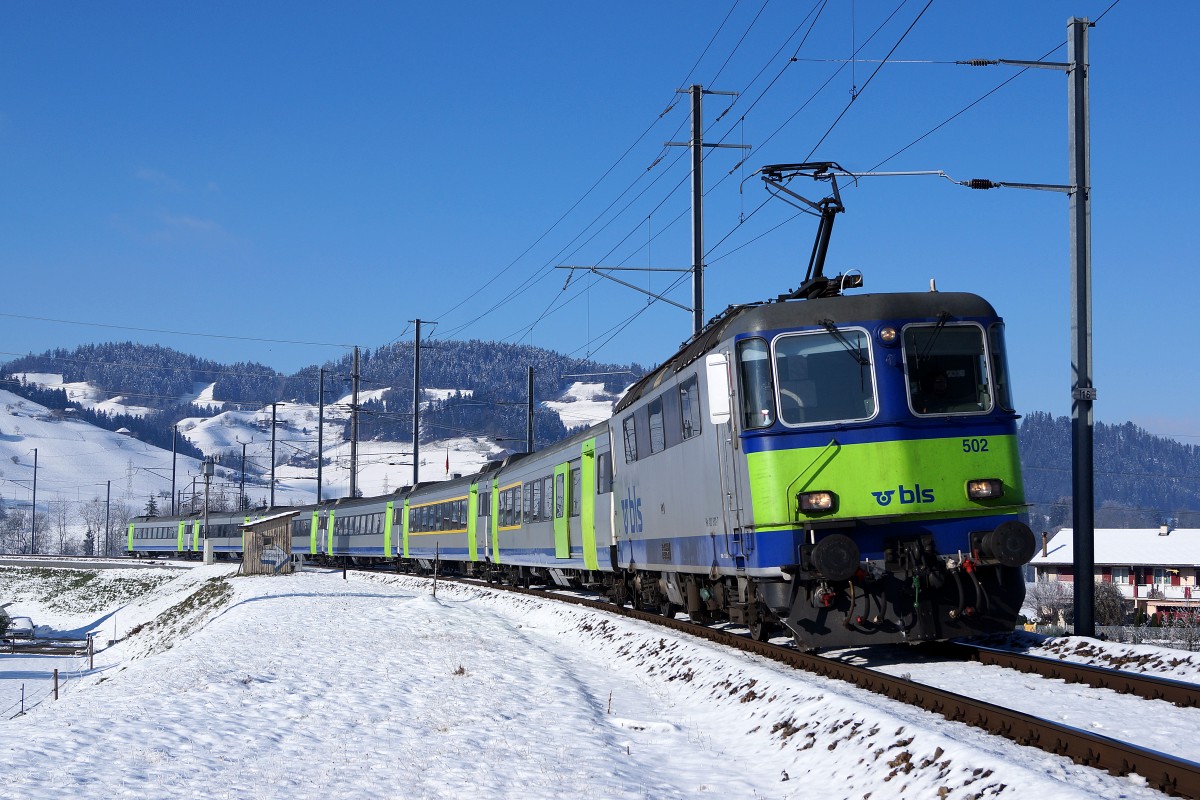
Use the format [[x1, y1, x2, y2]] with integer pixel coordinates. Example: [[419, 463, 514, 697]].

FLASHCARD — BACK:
[[961, 59, 996, 67], [966, 179, 999, 190]]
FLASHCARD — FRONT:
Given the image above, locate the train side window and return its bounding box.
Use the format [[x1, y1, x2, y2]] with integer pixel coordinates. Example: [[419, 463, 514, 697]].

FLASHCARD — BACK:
[[647, 396, 665, 454], [988, 323, 1015, 412], [478, 488, 491, 518], [737, 338, 775, 429], [570, 467, 582, 517], [542, 476, 553, 518], [622, 415, 638, 463], [524, 482, 536, 523], [679, 376, 701, 440], [596, 451, 613, 494], [555, 473, 565, 519]]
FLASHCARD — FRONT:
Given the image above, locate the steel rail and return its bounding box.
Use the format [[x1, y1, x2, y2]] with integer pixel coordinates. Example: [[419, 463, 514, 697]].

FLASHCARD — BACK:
[[938, 641, 1200, 709]]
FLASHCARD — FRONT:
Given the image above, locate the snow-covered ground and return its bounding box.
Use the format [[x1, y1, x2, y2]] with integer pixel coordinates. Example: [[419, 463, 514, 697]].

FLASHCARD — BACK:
[[0, 563, 1189, 799]]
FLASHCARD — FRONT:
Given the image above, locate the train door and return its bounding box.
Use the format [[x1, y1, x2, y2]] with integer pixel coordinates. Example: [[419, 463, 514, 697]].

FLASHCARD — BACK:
[[580, 439, 601, 571], [553, 462, 571, 558], [706, 351, 746, 540], [467, 482, 480, 561]]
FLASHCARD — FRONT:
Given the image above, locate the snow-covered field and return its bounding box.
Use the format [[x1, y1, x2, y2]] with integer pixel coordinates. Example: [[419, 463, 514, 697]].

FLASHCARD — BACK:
[[0, 563, 1189, 799]]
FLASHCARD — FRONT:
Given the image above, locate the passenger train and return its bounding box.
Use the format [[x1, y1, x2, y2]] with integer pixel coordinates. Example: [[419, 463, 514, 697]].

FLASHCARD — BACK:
[[128, 164, 1036, 648]]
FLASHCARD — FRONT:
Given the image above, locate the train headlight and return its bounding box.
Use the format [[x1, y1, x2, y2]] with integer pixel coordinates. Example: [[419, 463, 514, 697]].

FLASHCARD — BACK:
[[798, 491, 837, 512], [966, 479, 1004, 500], [878, 327, 897, 344]]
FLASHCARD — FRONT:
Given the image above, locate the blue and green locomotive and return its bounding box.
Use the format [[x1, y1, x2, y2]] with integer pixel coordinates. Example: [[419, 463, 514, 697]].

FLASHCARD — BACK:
[[608, 288, 1034, 646]]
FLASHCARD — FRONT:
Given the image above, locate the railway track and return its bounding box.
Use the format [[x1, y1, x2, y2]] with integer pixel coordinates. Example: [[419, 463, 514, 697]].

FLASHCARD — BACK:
[[474, 579, 1200, 798], [931, 640, 1200, 709]]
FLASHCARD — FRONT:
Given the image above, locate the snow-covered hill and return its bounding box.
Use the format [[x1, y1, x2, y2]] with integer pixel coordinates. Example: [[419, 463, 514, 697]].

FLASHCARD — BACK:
[[0, 388, 204, 514], [0, 376, 618, 554]]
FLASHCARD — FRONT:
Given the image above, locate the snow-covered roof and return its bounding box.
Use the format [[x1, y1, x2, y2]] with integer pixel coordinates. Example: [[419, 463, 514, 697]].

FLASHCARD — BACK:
[[1030, 528, 1200, 567], [240, 510, 300, 528]]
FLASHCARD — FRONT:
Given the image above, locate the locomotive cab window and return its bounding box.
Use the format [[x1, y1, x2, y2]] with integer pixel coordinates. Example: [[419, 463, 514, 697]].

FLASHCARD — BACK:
[[988, 323, 1015, 412], [737, 338, 775, 429], [903, 323, 993, 415], [773, 328, 876, 425]]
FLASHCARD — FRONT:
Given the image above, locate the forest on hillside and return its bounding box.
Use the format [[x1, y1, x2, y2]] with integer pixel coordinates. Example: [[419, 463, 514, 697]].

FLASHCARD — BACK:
[[1, 340, 640, 452], [1018, 411, 1200, 530]]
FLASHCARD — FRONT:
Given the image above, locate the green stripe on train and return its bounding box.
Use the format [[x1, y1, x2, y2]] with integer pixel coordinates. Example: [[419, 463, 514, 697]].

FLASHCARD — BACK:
[[384, 501, 395, 556], [467, 484, 479, 561], [127, 522, 134, 552], [581, 438, 599, 571], [491, 478, 501, 564], [401, 501, 409, 558], [309, 512, 319, 555], [553, 462, 570, 558], [745, 434, 1026, 528]]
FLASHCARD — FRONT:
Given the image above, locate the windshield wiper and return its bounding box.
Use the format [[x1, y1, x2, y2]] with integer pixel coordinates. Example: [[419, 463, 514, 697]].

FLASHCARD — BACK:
[[820, 319, 869, 366], [917, 312, 953, 363]]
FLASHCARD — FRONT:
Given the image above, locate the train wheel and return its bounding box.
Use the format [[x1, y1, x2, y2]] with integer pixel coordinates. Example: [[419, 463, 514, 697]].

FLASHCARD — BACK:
[[660, 601, 677, 619]]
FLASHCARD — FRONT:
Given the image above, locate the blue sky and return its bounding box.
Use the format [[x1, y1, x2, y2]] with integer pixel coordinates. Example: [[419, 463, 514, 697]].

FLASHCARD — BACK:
[[1, 1, 1196, 439]]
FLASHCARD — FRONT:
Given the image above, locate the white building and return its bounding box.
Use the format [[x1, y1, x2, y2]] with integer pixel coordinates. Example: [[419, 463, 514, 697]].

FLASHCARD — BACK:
[[1029, 527, 1200, 619]]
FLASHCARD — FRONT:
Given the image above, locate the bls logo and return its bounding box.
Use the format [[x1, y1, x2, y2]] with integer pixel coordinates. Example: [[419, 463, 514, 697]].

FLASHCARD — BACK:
[[871, 484, 935, 507], [620, 486, 644, 535]]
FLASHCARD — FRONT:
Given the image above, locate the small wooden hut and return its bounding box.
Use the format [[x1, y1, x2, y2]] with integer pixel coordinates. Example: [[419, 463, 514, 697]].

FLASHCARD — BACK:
[[241, 510, 298, 576]]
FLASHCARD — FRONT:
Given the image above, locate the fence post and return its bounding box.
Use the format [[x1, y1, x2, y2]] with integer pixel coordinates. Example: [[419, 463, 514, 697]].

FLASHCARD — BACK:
[[87, 633, 94, 671], [53, 669, 58, 700]]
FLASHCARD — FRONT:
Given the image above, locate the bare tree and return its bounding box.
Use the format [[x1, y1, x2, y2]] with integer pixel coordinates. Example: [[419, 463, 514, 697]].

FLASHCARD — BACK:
[[1168, 612, 1200, 652], [80, 497, 108, 550], [0, 508, 27, 554], [49, 499, 76, 555], [105, 501, 134, 556], [1025, 579, 1074, 625]]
